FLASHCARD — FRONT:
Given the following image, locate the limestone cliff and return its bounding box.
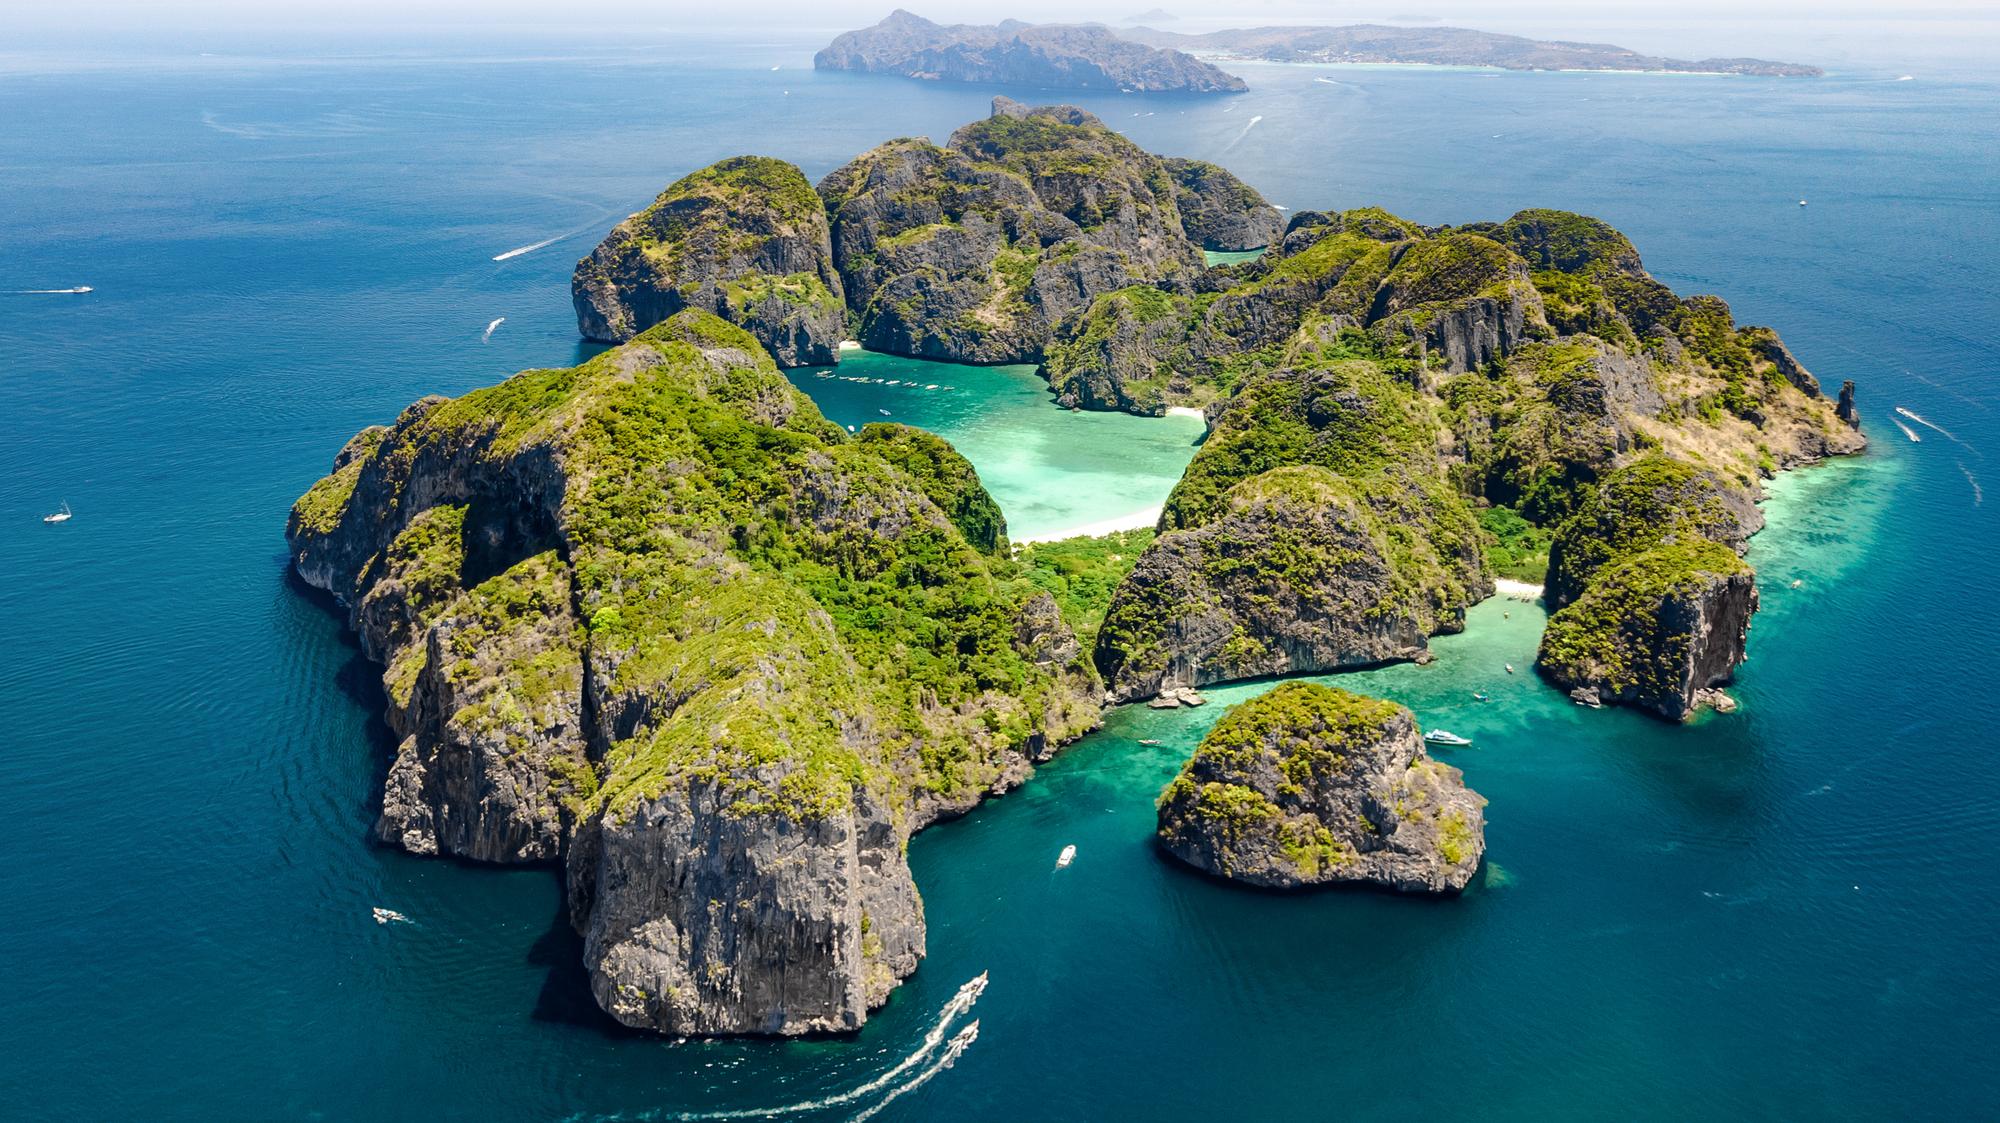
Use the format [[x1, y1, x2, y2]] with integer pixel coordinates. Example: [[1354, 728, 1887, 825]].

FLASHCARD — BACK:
[[288, 310, 1099, 1035], [817, 97, 1205, 364], [573, 156, 846, 366], [1156, 682, 1485, 892], [1537, 540, 1758, 721], [1163, 157, 1284, 251], [1094, 346, 1490, 703], [1083, 205, 1862, 718]]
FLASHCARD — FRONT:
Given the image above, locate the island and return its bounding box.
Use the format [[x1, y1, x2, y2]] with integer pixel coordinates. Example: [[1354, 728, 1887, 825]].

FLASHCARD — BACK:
[[292, 96, 1864, 1037], [813, 10, 1247, 93], [1156, 681, 1486, 893], [1120, 23, 1823, 77]]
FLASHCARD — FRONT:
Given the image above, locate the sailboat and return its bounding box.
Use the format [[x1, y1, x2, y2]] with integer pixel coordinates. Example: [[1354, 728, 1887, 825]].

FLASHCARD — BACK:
[[43, 501, 73, 524]]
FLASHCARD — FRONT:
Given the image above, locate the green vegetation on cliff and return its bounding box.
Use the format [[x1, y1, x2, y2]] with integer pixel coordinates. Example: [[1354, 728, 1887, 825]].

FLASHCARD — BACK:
[[1012, 529, 1155, 650], [1537, 538, 1751, 699], [291, 310, 1100, 827]]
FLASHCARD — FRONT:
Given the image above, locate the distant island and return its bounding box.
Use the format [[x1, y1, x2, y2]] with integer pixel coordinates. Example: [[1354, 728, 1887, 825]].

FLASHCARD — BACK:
[[813, 9, 1245, 93], [814, 13, 1821, 90], [1120, 23, 1823, 77]]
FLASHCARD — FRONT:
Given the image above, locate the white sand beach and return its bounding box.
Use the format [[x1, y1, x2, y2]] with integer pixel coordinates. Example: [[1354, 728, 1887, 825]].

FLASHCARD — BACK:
[[1494, 578, 1545, 601], [1016, 506, 1163, 545]]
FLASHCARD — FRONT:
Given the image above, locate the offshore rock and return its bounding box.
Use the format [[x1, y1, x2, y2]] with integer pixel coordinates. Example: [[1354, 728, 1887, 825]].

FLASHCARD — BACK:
[[1537, 540, 1758, 722], [573, 156, 846, 366], [1156, 682, 1485, 893]]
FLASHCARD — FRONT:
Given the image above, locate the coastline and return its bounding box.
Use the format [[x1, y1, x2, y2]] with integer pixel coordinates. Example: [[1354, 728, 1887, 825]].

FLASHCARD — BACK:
[[1494, 577, 1545, 601], [1016, 505, 1163, 545]]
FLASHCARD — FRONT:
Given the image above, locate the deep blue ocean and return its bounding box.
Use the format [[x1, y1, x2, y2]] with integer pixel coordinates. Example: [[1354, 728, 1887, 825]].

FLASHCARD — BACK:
[[3, 21, 1998, 1121]]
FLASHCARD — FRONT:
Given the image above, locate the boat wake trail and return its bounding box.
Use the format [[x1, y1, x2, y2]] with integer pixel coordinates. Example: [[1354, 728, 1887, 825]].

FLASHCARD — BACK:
[[1959, 462, 1983, 506], [848, 1022, 980, 1123], [1895, 406, 1955, 442], [1892, 419, 1921, 443], [7, 287, 92, 295], [493, 235, 566, 262], [483, 317, 505, 342], [1223, 114, 1264, 152], [656, 972, 988, 1121]]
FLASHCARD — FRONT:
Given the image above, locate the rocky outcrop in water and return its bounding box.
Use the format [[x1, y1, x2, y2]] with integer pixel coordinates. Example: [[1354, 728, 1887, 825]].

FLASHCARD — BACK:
[[572, 157, 846, 366], [1156, 682, 1485, 892], [814, 10, 1247, 93], [1537, 540, 1758, 721], [817, 97, 1206, 364], [289, 311, 1099, 1036], [1534, 456, 1763, 719]]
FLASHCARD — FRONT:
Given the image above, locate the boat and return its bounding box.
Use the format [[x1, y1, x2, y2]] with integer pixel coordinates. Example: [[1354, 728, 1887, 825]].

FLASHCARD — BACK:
[[1137, 738, 1161, 746], [1799, 199, 1808, 206], [1423, 730, 1473, 748], [1504, 663, 1515, 674], [1055, 844, 1076, 869], [42, 501, 72, 524], [371, 907, 409, 925], [1472, 692, 1489, 703], [877, 408, 891, 416]]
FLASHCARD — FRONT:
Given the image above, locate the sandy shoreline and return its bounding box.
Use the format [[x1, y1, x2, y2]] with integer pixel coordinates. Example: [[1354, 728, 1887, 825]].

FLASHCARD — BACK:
[[1494, 577, 1545, 601], [1164, 405, 1206, 420], [1016, 506, 1162, 545]]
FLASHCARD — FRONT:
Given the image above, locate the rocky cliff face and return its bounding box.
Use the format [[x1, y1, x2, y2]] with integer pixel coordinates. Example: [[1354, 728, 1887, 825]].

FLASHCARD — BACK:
[[572, 156, 846, 366], [288, 310, 1099, 1035], [814, 10, 1247, 93], [1156, 682, 1485, 892], [1078, 204, 1860, 720], [1537, 541, 1758, 721], [1096, 467, 1487, 702], [1163, 157, 1284, 251], [817, 98, 1205, 365]]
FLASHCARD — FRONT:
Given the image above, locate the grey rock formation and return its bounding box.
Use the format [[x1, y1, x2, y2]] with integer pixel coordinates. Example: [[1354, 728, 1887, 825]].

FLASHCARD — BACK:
[[1095, 465, 1489, 703], [288, 311, 1100, 1037], [815, 10, 1247, 93], [1537, 542, 1759, 721], [1156, 681, 1486, 892], [1163, 157, 1284, 251], [573, 156, 846, 366], [818, 98, 1205, 364], [1543, 455, 1761, 612]]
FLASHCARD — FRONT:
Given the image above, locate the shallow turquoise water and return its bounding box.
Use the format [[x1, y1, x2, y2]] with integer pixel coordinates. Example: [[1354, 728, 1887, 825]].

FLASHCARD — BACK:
[[785, 350, 1204, 540], [2, 25, 1997, 1121]]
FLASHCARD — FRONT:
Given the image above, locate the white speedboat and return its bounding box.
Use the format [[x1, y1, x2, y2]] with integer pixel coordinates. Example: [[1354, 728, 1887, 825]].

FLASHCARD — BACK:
[[372, 907, 410, 925], [1055, 844, 1076, 869], [43, 501, 72, 524], [1423, 730, 1473, 748]]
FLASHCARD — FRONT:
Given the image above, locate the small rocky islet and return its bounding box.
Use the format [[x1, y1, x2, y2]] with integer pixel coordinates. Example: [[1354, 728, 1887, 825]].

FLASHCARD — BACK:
[[1157, 682, 1486, 894], [291, 97, 1863, 1034]]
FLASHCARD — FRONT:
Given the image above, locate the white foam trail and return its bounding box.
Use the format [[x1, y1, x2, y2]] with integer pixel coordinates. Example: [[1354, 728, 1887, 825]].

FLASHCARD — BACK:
[[1223, 114, 1264, 152], [1959, 462, 1983, 506], [661, 972, 988, 1121], [7, 287, 91, 294], [848, 1022, 979, 1123], [493, 235, 565, 262], [1892, 419, 1921, 443], [482, 317, 505, 342], [1895, 406, 1955, 441]]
